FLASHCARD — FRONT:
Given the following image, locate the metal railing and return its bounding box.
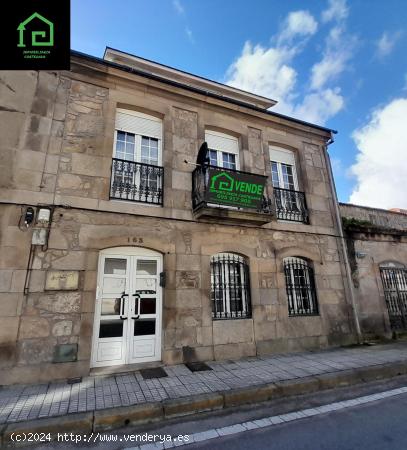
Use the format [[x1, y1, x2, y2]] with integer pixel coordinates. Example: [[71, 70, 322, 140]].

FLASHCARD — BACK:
[[274, 187, 309, 223], [192, 165, 273, 214], [283, 258, 319, 316], [210, 253, 252, 319], [110, 158, 164, 205]]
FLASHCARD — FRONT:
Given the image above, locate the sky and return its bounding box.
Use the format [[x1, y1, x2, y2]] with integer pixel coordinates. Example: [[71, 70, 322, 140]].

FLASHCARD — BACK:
[[71, 0, 407, 209]]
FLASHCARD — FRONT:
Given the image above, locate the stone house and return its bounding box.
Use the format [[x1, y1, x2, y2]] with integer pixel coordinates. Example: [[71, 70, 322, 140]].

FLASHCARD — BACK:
[[0, 48, 359, 385], [340, 203, 407, 339]]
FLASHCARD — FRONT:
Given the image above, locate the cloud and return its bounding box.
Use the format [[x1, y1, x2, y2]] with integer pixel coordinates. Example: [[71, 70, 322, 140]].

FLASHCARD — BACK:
[[185, 27, 194, 44], [310, 25, 355, 90], [226, 42, 298, 109], [172, 0, 184, 15], [375, 31, 402, 58], [225, 3, 354, 125], [349, 98, 407, 209], [173, 0, 195, 44], [278, 10, 318, 44], [322, 0, 349, 23], [292, 87, 344, 125]]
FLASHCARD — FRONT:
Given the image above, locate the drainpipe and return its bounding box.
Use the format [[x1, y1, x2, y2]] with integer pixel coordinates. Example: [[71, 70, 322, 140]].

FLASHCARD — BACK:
[[324, 133, 363, 343]]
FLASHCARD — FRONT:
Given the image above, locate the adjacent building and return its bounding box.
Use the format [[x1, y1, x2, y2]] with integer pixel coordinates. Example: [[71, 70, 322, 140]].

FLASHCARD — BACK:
[[0, 48, 403, 386], [340, 203, 407, 338]]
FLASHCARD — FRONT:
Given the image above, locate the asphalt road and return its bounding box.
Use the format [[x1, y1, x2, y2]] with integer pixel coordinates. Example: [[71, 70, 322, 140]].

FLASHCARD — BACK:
[[188, 392, 407, 450]]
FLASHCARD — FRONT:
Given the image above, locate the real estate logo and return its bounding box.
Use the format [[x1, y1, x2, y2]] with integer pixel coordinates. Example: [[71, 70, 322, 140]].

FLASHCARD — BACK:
[[207, 169, 266, 209], [17, 12, 54, 61], [0, 0, 70, 70]]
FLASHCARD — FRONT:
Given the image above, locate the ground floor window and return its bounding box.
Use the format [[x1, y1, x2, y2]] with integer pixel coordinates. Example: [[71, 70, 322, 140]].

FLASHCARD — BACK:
[[283, 257, 319, 316], [210, 253, 251, 319]]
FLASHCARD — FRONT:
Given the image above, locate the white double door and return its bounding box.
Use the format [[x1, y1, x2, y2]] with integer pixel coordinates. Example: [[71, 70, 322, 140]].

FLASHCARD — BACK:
[[91, 248, 162, 368]]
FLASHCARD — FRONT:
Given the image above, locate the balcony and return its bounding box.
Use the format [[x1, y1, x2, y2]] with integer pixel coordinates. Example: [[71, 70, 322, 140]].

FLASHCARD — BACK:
[[110, 158, 164, 205], [274, 187, 309, 223], [192, 165, 273, 225]]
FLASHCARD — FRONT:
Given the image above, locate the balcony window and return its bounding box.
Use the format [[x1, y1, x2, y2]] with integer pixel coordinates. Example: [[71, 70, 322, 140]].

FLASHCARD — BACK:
[[110, 109, 164, 205], [205, 130, 240, 172], [269, 147, 308, 223]]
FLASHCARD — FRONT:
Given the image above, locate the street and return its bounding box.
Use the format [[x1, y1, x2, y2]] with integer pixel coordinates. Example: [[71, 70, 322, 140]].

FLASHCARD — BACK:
[[188, 391, 407, 450]]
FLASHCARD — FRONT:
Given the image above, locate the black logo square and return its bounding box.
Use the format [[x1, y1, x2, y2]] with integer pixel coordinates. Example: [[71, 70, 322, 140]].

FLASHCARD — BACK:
[[0, 0, 70, 70]]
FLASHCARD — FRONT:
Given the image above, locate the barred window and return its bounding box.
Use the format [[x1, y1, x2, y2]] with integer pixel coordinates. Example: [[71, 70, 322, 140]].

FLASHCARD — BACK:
[[283, 257, 319, 316], [210, 253, 251, 319]]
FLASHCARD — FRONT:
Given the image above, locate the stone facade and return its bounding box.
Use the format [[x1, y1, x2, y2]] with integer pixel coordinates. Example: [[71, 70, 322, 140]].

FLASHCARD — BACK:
[[0, 52, 358, 385], [340, 203, 407, 338]]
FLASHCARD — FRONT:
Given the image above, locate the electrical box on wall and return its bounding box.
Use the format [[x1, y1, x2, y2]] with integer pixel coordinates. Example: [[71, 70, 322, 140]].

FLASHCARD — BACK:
[[37, 208, 51, 224], [32, 229, 47, 245]]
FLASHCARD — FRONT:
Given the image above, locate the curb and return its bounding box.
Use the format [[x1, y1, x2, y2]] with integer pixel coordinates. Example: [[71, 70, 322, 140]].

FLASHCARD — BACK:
[[2, 360, 407, 447]]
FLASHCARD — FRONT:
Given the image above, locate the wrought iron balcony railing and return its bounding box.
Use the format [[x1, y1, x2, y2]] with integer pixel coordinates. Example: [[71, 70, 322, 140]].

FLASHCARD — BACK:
[[110, 158, 164, 205], [274, 187, 309, 223], [192, 165, 273, 215]]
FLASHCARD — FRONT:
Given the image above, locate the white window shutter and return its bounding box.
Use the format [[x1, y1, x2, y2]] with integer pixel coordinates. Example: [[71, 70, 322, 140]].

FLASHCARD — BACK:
[[115, 109, 162, 139], [205, 131, 239, 154], [269, 147, 295, 165]]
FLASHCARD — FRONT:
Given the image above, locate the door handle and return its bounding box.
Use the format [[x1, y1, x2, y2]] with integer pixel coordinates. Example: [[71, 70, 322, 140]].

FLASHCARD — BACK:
[[132, 293, 140, 320], [119, 292, 128, 319]]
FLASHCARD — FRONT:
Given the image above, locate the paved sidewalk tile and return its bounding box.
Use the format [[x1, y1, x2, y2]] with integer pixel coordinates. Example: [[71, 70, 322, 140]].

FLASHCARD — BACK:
[[1, 341, 407, 424]]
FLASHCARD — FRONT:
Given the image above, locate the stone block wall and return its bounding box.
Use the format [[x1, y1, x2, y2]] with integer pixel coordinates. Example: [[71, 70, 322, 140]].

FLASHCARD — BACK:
[[340, 203, 407, 231], [0, 203, 355, 384]]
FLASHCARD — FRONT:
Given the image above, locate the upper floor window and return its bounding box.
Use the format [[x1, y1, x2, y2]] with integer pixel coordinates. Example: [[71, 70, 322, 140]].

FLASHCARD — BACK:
[[114, 109, 162, 165], [283, 257, 319, 316], [210, 253, 251, 319], [270, 147, 308, 223], [269, 147, 298, 190], [205, 131, 240, 171], [110, 109, 164, 205]]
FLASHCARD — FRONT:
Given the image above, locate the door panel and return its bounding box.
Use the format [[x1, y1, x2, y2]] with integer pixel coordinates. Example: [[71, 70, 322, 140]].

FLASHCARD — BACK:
[[92, 255, 130, 367], [97, 341, 124, 362], [128, 257, 161, 364]]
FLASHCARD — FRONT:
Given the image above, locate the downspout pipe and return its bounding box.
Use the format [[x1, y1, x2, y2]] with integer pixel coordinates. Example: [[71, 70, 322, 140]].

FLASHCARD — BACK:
[[324, 133, 363, 343]]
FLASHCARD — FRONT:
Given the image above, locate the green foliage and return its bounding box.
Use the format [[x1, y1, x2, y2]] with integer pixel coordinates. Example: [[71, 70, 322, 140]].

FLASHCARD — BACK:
[[342, 217, 372, 228]]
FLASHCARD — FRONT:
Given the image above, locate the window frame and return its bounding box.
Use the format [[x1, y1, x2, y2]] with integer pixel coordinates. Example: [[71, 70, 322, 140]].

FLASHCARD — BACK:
[[283, 257, 319, 316], [210, 253, 252, 320], [269, 147, 299, 190], [113, 109, 163, 167], [113, 133, 162, 167], [205, 130, 240, 170], [110, 109, 164, 205]]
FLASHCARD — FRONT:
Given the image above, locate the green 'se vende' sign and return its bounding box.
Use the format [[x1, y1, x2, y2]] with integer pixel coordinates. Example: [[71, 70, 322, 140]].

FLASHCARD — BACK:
[[206, 168, 267, 209]]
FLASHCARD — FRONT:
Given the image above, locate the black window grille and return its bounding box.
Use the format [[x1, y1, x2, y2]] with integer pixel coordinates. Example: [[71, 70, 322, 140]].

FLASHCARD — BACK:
[[284, 257, 319, 316], [210, 253, 252, 319], [380, 266, 407, 330]]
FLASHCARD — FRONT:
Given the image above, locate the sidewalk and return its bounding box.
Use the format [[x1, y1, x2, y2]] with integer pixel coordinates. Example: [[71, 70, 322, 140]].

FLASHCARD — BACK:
[[1, 341, 407, 427]]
